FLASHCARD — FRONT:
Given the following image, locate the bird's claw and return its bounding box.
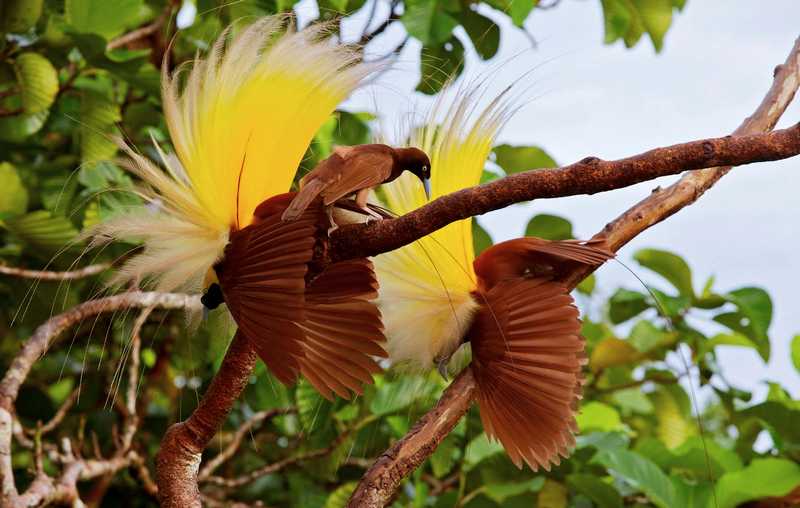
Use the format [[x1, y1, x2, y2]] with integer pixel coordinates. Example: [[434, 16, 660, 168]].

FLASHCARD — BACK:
[[436, 357, 450, 381]]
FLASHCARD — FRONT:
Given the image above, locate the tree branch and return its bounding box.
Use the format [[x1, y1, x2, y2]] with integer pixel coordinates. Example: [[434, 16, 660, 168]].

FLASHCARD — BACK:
[[0, 263, 109, 280], [347, 35, 800, 507], [331, 123, 800, 262], [106, 7, 171, 51], [155, 332, 257, 508]]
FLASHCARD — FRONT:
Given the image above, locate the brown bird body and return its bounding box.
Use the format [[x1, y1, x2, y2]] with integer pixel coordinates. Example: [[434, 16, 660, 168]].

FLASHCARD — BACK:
[[465, 237, 614, 469], [207, 192, 387, 400], [281, 144, 431, 222]]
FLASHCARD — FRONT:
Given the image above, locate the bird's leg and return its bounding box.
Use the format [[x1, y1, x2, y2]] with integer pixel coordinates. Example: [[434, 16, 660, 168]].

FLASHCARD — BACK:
[[355, 188, 383, 222], [326, 206, 339, 236], [435, 356, 450, 381]]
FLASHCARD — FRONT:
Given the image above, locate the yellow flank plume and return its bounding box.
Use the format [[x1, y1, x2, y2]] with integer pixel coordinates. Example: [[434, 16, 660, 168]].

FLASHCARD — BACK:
[[375, 85, 515, 369], [90, 17, 373, 293], [164, 17, 373, 230]]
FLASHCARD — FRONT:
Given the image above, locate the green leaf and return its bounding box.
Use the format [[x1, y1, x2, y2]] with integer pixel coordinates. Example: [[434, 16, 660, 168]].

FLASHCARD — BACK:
[[65, 0, 147, 39], [1, 0, 43, 33], [525, 213, 572, 241], [590, 338, 639, 371], [483, 477, 544, 503], [0, 162, 28, 218], [537, 478, 567, 508], [324, 482, 357, 508], [0, 110, 49, 142], [369, 376, 435, 416], [69, 33, 160, 95], [80, 92, 121, 165], [493, 144, 557, 173], [567, 474, 623, 508], [725, 287, 772, 341], [429, 432, 458, 477], [633, 248, 694, 298], [671, 477, 713, 508], [464, 432, 504, 470], [577, 273, 596, 295], [472, 218, 493, 256], [417, 37, 464, 95], [651, 386, 694, 449], [333, 111, 374, 147], [14, 53, 59, 114], [593, 449, 676, 508], [715, 458, 800, 508], [296, 379, 334, 434], [402, 0, 459, 46], [3, 210, 80, 258], [631, 0, 673, 51], [608, 288, 649, 324], [629, 320, 671, 353], [791, 334, 800, 373], [740, 401, 800, 447], [461, 8, 500, 60], [511, 1, 536, 26], [697, 332, 757, 358], [577, 402, 624, 432]]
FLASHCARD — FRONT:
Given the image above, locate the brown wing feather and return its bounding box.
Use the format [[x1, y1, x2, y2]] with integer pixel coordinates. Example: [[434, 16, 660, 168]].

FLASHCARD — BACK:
[[469, 277, 585, 471], [298, 258, 387, 400], [320, 150, 395, 206], [282, 155, 346, 221], [217, 205, 320, 385], [519, 238, 614, 266]]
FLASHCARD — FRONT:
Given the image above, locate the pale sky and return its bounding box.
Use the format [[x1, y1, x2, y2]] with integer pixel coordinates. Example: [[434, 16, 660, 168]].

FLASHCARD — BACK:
[[294, 0, 800, 400]]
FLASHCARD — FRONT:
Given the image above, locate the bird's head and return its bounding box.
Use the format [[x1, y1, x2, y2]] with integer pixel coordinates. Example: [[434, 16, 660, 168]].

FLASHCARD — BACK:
[[200, 266, 224, 318], [397, 147, 432, 199]]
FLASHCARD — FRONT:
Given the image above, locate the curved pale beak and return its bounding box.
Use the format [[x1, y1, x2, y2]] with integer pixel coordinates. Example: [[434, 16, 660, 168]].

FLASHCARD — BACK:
[[422, 178, 432, 200], [202, 306, 210, 321]]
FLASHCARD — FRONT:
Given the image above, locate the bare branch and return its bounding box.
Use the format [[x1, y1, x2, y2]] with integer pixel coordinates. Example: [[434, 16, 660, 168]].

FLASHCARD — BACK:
[[0, 263, 109, 280], [347, 36, 800, 507], [198, 407, 296, 481], [107, 7, 171, 51], [0, 291, 198, 506]]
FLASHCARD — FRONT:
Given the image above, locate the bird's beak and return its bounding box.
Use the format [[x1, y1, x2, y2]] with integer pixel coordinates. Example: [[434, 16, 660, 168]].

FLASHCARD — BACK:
[[202, 306, 210, 322], [422, 178, 432, 200], [436, 357, 449, 381]]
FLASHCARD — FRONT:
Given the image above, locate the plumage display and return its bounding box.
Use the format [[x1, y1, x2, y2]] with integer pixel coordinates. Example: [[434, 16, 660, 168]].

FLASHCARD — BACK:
[[91, 17, 385, 399], [375, 86, 613, 469]]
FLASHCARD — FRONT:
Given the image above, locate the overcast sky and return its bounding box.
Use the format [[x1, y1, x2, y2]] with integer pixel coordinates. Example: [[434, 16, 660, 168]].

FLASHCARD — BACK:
[[295, 0, 800, 400]]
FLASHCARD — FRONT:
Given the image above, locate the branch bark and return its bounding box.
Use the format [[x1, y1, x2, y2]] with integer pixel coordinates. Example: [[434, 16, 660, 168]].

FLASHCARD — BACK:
[[155, 332, 257, 508], [331, 123, 800, 261], [347, 36, 800, 507], [0, 263, 109, 280]]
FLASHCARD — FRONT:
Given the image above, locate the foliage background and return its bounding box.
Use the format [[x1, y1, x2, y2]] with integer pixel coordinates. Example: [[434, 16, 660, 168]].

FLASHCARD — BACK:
[[1, 0, 798, 506]]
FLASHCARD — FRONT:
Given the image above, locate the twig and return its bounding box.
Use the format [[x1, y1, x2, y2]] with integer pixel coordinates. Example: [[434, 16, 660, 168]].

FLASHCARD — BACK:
[[330, 122, 800, 262], [0, 292, 199, 506], [197, 407, 296, 481], [107, 8, 171, 51], [203, 431, 353, 489], [0, 263, 109, 280], [347, 35, 800, 507]]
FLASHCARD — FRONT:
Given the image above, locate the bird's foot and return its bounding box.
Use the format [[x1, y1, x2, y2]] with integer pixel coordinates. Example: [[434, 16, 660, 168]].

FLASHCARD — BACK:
[[435, 356, 450, 381], [360, 206, 384, 223], [326, 207, 340, 236]]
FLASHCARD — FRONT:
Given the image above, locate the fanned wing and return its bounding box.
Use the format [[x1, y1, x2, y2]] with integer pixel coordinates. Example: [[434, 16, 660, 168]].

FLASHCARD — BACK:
[[163, 17, 375, 231], [469, 277, 585, 471], [216, 207, 319, 384], [516, 238, 614, 266], [299, 259, 387, 400], [374, 85, 516, 368]]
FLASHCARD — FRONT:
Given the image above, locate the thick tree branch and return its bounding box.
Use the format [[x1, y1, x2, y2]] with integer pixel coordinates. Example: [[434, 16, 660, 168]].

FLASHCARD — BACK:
[[331, 123, 800, 261], [155, 332, 257, 508], [347, 36, 800, 507]]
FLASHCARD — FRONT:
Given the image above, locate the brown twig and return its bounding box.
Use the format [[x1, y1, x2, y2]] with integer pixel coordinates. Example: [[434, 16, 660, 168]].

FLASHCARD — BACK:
[[0, 263, 109, 280], [197, 407, 296, 481], [107, 8, 172, 51], [346, 36, 800, 507]]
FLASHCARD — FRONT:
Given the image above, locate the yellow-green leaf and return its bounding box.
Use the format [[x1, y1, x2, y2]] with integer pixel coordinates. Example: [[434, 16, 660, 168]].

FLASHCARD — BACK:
[[14, 53, 59, 114], [80, 92, 121, 164], [538, 479, 568, 508], [591, 338, 639, 371], [651, 386, 694, 449], [324, 482, 357, 508], [0, 162, 28, 218], [0, 0, 43, 33]]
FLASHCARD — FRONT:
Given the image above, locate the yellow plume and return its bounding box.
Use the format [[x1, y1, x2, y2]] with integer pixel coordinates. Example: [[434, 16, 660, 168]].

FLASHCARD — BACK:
[[374, 84, 515, 368], [91, 17, 374, 293]]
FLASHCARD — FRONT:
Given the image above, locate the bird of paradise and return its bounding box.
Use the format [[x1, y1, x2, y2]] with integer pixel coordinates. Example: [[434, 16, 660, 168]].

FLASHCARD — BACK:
[[90, 17, 387, 399], [375, 84, 612, 470]]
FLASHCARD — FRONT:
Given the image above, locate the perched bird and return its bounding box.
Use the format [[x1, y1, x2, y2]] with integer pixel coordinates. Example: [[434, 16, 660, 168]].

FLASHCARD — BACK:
[[90, 18, 385, 399], [375, 85, 613, 469], [280, 144, 432, 225]]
